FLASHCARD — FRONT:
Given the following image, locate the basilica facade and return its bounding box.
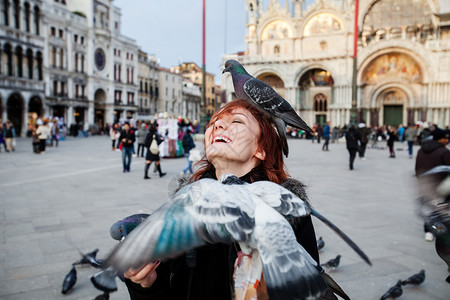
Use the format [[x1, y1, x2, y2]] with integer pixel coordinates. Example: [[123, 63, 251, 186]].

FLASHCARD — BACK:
[[222, 0, 450, 128]]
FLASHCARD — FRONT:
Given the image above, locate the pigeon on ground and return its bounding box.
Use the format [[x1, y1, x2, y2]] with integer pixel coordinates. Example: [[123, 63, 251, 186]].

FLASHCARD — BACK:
[[105, 174, 370, 300], [61, 265, 77, 294], [110, 213, 150, 241], [93, 291, 110, 300], [317, 236, 325, 251], [222, 59, 312, 157], [91, 266, 118, 293], [401, 269, 425, 286], [380, 280, 403, 299], [73, 248, 103, 268], [321, 255, 341, 272]]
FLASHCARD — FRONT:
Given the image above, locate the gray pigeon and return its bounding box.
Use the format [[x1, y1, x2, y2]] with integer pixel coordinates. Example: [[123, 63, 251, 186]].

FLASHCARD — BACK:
[[401, 269, 425, 286], [380, 280, 403, 299], [61, 265, 77, 294], [321, 254, 341, 271], [223, 59, 312, 157], [104, 174, 370, 299]]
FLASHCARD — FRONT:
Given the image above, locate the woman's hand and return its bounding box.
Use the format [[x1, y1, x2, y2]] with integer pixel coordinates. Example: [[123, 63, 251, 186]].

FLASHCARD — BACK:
[[124, 260, 161, 288]]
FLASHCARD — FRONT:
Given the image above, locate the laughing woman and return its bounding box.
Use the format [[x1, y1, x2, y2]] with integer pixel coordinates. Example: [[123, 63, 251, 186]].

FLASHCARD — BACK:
[[124, 99, 338, 300]]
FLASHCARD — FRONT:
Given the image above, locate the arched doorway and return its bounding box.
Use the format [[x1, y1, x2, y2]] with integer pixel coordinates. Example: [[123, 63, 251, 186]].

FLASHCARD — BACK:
[[28, 96, 43, 135], [376, 88, 408, 126], [94, 89, 106, 131], [256, 73, 285, 97], [7, 93, 24, 136]]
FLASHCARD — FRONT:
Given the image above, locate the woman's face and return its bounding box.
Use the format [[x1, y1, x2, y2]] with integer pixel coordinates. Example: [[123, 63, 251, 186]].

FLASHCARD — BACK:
[[205, 108, 265, 168]]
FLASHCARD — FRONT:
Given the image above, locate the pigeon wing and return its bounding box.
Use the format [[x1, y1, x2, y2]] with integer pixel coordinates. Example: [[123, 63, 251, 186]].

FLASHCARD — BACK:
[[253, 204, 327, 299], [246, 180, 311, 217], [243, 78, 312, 133], [104, 179, 255, 273]]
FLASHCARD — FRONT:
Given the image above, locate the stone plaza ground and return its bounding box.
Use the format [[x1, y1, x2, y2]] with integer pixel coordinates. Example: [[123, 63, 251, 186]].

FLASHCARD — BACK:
[[0, 135, 449, 299]]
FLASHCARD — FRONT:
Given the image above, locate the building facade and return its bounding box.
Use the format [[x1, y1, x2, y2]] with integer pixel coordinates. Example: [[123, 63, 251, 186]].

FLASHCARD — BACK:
[[222, 0, 450, 128], [158, 67, 183, 117], [0, 0, 44, 136], [182, 78, 201, 122], [0, 0, 139, 136], [137, 49, 159, 120]]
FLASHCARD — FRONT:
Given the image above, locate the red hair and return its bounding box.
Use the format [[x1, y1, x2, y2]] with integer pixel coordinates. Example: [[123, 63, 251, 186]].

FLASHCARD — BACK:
[[191, 99, 288, 184]]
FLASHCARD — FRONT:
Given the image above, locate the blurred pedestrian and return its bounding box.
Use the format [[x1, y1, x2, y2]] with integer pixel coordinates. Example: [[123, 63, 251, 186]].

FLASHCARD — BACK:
[[387, 125, 397, 158], [180, 129, 196, 175], [357, 122, 370, 159], [137, 123, 148, 158], [119, 122, 135, 172], [415, 127, 450, 241], [322, 122, 330, 151], [331, 126, 339, 143], [4, 120, 16, 152], [109, 123, 120, 151], [346, 126, 361, 170], [51, 119, 60, 147], [144, 123, 166, 179], [405, 123, 417, 159], [0, 122, 5, 152], [36, 121, 49, 154], [31, 125, 40, 153]]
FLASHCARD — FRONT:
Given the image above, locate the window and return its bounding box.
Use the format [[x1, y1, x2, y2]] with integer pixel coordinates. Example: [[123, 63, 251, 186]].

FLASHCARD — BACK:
[[61, 82, 65, 96], [59, 49, 64, 68], [13, 0, 19, 29], [52, 47, 57, 67], [74, 53, 78, 71], [81, 54, 85, 72], [24, 3, 30, 32], [1, 0, 9, 26], [51, 27, 56, 36], [34, 6, 40, 35], [53, 80, 58, 95], [274, 45, 280, 54], [80, 36, 84, 44], [59, 29, 63, 38], [27, 49, 33, 79], [74, 34, 78, 43], [115, 21, 118, 29], [75, 84, 79, 97]]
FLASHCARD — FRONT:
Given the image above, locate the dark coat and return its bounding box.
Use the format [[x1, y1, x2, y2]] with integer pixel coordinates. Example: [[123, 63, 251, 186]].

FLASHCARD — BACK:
[[182, 133, 195, 154], [119, 129, 136, 148], [415, 140, 450, 177], [144, 130, 164, 161], [125, 171, 326, 300], [346, 128, 361, 150]]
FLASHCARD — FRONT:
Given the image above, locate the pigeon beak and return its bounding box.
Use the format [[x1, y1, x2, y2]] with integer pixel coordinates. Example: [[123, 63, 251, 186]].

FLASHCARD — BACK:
[[120, 236, 125, 243], [222, 68, 228, 74]]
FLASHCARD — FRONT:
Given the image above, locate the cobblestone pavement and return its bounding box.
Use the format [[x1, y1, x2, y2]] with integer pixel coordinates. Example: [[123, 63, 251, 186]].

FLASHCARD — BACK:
[[0, 136, 449, 299]]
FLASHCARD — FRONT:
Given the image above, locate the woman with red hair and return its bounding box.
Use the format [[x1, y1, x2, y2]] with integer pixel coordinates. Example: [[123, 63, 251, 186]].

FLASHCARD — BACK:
[[124, 99, 337, 299]]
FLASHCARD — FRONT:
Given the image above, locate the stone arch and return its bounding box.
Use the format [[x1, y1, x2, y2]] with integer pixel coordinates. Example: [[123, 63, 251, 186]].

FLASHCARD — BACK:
[[301, 10, 346, 37], [6, 92, 25, 135], [254, 71, 285, 98], [94, 88, 107, 129], [28, 95, 43, 117]]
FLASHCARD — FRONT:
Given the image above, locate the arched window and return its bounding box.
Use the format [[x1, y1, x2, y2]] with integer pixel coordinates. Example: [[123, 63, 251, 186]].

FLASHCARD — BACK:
[[24, 2, 30, 32], [33, 6, 39, 35], [313, 94, 328, 112], [26, 48, 33, 79], [36, 51, 42, 80], [12, 0, 19, 29], [15, 46, 23, 77], [4, 44, 13, 76], [74, 52, 78, 71], [81, 54, 85, 72], [59, 49, 64, 69], [1, 0, 9, 26], [51, 47, 56, 67], [274, 45, 280, 54]]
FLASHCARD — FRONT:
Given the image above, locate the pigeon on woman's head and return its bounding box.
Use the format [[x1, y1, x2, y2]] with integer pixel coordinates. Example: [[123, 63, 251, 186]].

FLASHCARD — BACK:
[[223, 59, 312, 157]]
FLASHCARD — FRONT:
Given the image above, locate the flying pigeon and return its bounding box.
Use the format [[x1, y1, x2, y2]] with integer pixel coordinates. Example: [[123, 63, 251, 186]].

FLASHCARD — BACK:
[[317, 236, 325, 251], [61, 265, 77, 294], [73, 248, 103, 268], [321, 255, 341, 272], [104, 174, 370, 300], [110, 213, 150, 241], [401, 269, 425, 286], [417, 165, 450, 282], [223, 59, 312, 157], [91, 266, 118, 293], [380, 280, 403, 300]]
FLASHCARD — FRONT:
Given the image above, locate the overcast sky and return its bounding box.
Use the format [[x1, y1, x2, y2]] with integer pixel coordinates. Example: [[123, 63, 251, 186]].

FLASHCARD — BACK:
[[114, 0, 315, 84]]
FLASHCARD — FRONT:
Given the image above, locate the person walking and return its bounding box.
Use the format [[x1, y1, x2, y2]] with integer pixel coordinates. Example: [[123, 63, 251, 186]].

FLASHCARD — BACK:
[[357, 122, 370, 159], [387, 125, 397, 158], [415, 127, 450, 241], [119, 122, 135, 172], [0, 122, 6, 152], [405, 123, 417, 159], [137, 123, 148, 158], [346, 126, 361, 170], [4, 120, 16, 152], [50, 119, 60, 147], [109, 123, 120, 151], [322, 122, 330, 151], [144, 123, 166, 179], [36, 121, 49, 154], [180, 129, 196, 175]]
